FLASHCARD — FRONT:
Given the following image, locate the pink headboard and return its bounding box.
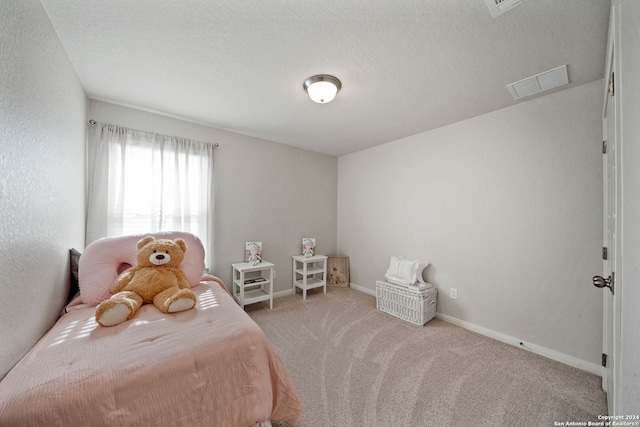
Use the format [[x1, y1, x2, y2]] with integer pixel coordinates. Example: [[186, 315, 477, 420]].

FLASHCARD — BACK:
[[79, 232, 205, 305]]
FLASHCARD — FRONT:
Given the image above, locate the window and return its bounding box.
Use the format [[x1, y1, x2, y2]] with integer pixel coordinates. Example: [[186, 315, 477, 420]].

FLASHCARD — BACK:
[[86, 123, 215, 269]]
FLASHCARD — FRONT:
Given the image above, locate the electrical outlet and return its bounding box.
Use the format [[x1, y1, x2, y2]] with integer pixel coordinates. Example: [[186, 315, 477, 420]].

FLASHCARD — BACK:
[[450, 288, 458, 300], [273, 270, 276, 279]]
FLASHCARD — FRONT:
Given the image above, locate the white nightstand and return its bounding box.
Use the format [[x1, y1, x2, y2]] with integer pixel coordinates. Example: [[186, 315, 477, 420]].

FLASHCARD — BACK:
[[292, 255, 328, 299], [231, 261, 274, 309]]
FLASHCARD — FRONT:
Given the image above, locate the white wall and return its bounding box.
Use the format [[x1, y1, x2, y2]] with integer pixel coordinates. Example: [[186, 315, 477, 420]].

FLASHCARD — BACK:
[[88, 100, 338, 293], [0, 1, 86, 378], [615, 0, 640, 413], [338, 81, 604, 368]]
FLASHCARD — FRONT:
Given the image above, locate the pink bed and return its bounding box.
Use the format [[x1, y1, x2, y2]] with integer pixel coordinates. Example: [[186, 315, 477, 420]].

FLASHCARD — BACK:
[[0, 233, 301, 427]]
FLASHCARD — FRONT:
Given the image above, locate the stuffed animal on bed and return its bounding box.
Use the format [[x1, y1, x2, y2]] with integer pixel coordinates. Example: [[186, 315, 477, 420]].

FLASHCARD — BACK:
[[95, 236, 197, 327]]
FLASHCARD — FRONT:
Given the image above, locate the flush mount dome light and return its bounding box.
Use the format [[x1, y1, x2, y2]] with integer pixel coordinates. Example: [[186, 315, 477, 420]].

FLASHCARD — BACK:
[[303, 74, 341, 103]]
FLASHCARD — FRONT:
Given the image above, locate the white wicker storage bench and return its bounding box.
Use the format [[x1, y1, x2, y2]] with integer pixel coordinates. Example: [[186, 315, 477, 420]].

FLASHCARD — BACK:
[[376, 280, 437, 326]]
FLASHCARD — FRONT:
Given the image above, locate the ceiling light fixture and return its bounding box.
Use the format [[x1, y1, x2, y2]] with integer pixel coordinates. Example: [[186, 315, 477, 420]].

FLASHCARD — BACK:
[[303, 74, 341, 104]]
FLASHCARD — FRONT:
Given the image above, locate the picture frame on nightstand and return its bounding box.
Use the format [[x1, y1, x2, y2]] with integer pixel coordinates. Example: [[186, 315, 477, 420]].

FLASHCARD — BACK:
[[245, 242, 262, 265], [301, 237, 316, 258]]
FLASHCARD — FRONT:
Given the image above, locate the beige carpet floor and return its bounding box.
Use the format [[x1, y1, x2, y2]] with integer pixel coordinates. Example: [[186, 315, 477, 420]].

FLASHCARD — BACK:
[[247, 287, 607, 427]]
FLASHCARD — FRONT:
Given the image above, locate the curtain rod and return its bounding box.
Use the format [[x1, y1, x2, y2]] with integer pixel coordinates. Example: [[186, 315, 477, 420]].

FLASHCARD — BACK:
[[88, 119, 219, 148]]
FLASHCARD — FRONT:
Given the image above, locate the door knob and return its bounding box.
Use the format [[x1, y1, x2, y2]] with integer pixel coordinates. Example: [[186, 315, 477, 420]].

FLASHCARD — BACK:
[[592, 273, 614, 295]]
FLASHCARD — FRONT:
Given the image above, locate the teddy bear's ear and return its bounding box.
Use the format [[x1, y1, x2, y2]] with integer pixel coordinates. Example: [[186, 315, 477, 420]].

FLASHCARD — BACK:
[[174, 238, 187, 252], [137, 236, 156, 249]]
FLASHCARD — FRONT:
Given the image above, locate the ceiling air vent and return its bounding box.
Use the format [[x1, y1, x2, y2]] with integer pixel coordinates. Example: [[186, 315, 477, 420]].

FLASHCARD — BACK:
[[506, 65, 570, 100], [484, 0, 525, 17]]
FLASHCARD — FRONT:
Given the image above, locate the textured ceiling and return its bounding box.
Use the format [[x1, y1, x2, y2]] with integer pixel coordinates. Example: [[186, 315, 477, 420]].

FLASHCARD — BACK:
[[40, 0, 610, 157]]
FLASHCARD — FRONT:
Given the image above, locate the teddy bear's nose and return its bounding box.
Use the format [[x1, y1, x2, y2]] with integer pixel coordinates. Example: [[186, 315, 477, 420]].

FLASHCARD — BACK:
[[149, 251, 171, 266]]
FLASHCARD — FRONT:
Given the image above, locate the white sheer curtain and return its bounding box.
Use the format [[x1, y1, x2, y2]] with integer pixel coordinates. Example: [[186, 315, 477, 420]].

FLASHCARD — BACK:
[[86, 122, 215, 270]]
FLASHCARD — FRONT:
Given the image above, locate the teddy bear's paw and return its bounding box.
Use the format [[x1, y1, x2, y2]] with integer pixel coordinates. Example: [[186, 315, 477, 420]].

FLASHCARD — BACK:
[[99, 303, 132, 326], [168, 297, 196, 313]]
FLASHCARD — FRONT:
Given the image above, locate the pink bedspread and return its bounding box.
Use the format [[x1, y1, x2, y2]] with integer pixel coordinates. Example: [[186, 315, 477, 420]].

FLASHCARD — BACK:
[[0, 280, 301, 427]]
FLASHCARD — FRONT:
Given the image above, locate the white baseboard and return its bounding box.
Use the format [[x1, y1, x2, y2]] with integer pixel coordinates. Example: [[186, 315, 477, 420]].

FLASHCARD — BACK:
[[349, 282, 376, 296], [434, 312, 603, 376], [347, 284, 602, 376], [274, 284, 371, 299], [273, 288, 294, 299]]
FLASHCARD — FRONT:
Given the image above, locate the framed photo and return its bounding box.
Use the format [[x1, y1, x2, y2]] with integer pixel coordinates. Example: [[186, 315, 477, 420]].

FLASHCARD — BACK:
[[302, 237, 316, 258], [327, 256, 350, 287], [245, 242, 262, 265]]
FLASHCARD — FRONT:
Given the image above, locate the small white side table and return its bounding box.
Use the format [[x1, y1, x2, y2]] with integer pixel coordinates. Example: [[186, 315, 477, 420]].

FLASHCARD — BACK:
[[231, 261, 274, 309], [292, 255, 328, 299]]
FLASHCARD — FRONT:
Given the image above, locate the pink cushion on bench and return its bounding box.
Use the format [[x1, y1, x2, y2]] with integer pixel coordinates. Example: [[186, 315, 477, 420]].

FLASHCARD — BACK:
[[79, 232, 205, 305]]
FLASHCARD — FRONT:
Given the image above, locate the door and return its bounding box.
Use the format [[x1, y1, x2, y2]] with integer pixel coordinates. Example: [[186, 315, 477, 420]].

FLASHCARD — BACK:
[[596, 32, 621, 415]]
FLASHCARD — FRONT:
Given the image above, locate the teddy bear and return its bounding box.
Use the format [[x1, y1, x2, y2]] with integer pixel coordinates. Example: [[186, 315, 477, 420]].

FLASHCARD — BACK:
[[95, 236, 197, 327]]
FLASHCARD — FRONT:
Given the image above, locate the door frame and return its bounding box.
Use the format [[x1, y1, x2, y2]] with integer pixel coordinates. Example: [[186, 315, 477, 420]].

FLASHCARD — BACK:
[[601, 2, 622, 415]]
